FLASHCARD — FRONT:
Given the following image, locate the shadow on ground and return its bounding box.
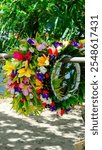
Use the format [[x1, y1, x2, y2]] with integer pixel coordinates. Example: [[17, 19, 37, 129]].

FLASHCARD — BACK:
[[0, 100, 84, 150]]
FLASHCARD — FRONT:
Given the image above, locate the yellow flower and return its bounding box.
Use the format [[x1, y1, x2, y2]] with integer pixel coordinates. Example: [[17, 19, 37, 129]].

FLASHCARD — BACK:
[[18, 61, 34, 77], [79, 39, 85, 43], [35, 79, 43, 90], [62, 40, 70, 47], [3, 61, 15, 75], [38, 54, 49, 66]]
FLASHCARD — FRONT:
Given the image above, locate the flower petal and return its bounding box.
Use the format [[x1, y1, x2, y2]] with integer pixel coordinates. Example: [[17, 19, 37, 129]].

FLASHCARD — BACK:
[[23, 89, 29, 96]]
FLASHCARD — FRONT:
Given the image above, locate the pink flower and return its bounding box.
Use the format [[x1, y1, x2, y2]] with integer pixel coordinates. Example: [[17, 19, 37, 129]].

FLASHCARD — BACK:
[[19, 83, 32, 96], [36, 44, 46, 51], [13, 51, 32, 62], [6, 80, 15, 94], [6, 85, 15, 94], [7, 79, 12, 85], [13, 51, 24, 61], [23, 77, 29, 84]]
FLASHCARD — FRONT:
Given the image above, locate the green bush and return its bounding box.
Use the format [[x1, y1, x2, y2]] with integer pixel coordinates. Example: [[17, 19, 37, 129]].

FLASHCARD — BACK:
[[0, 0, 85, 39]]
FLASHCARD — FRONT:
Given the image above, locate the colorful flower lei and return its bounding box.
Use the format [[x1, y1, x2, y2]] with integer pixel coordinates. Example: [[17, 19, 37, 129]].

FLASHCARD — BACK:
[[3, 36, 85, 116]]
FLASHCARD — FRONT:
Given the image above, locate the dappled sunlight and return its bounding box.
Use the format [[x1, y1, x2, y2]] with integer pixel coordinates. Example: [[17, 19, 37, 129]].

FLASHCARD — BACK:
[[41, 146, 62, 150], [6, 129, 33, 134], [0, 120, 17, 127], [0, 99, 84, 150], [24, 145, 32, 149]]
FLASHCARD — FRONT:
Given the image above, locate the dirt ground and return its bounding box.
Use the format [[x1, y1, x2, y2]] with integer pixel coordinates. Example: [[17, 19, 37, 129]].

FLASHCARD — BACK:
[[0, 98, 84, 150]]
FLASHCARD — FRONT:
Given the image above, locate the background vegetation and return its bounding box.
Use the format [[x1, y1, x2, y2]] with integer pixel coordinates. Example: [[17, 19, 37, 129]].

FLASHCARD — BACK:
[[0, 0, 85, 52]]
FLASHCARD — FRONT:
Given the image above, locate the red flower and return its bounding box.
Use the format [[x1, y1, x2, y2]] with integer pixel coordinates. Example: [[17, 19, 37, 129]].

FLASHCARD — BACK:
[[42, 102, 47, 106], [36, 89, 42, 93], [38, 96, 41, 101], [78, 44, 83, 48], [13, 51, 32, 62], [13, 51, 24, 61], [11, 74, 15, 78], [10, 82, 18, 87], [43, 90, 48, 94], [50, 102, 55, 106], [48, 47, 58, 56], [74, 39, 76, 43], [45, 73, 49, 78], [24, 51, 32, 61], [34, 75, 38, 79], [60, 109, 65, 116]]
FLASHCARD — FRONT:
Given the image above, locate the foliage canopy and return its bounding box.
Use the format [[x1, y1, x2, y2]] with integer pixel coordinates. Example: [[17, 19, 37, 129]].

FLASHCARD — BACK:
[[0, 0, 85, 39]]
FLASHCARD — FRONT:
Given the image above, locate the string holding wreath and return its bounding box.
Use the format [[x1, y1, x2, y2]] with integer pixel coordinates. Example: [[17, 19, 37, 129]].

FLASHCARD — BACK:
[[2, 34, 85, 116]]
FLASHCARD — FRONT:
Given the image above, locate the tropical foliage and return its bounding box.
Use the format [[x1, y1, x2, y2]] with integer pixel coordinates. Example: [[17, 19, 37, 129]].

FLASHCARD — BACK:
[[0, 0, 85, 51]]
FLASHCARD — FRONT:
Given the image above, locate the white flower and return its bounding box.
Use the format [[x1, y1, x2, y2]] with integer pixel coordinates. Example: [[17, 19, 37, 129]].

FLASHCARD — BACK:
[[40, 96, 46, 102], [29, 93, 33, 99], [57, 46, 62, 52], [39, 66, 47, 74], [62, 40, 70, 47], [15, 92, 20, 97], [29, 47, 34, 53], [40, 96, 52, 104], [19, 45, 27, 51]]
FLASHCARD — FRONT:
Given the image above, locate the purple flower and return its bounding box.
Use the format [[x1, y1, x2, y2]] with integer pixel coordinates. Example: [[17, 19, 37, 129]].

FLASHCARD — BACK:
[[71, 41, 79, 47], [14, 87, 22, 92], [36, 44, 46, 51], [48, 105, 56, 111], [66, 107, 71, 112], [37, 73, 45, 81], [42, 92, 49, 100], [27, 38, 37, 45], [50, 55, 55, 61], [53, 42, 63, 48], [12, 70, 17, 76]]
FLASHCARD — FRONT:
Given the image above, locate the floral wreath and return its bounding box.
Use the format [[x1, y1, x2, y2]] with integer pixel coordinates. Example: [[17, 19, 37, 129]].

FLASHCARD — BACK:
[[3, 35, 85, 116]]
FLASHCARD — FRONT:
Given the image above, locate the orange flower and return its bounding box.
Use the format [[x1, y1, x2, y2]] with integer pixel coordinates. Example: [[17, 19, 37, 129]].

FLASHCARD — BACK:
[[35, 79, 43, 90], [37, 54, 49, 66]]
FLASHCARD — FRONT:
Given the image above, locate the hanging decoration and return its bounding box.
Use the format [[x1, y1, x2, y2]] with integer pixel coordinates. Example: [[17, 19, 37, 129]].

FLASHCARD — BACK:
[[2, 35, 85, 116]]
